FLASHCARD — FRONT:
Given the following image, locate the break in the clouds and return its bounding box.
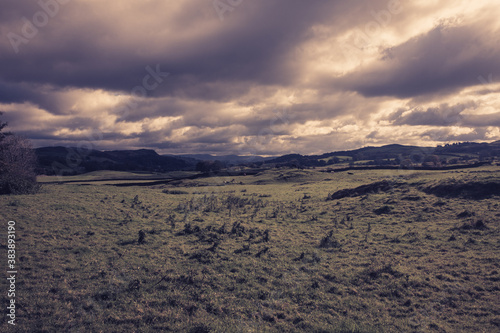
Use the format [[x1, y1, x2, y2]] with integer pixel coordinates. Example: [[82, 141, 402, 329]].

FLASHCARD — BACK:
[[0, 0, 499, 155]]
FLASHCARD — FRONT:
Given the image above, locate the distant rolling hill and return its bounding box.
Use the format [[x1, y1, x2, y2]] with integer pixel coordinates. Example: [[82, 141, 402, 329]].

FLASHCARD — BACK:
[[265, 141, 500, 167], [36, 141, 500, 175], [168, 154, 273, 164], [36, 147, 193, 175]]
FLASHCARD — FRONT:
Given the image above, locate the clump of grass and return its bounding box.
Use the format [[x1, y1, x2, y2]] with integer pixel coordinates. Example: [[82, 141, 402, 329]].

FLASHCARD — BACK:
[[167, 214, 176, 229], [230, 221, 245, 236], [189, 250, 213, 263], [138, 230, 145, 244], [207, 240, 220, 252], [188, 324, 211, 333], [433, 199, 446, 206], [364, 222, 372, 242], [457, 210, 475, 218], [8, 199, 20, 206], [359, 262, 403, 282], [177, 223, 201, 235], [163, 189, 189, 195], [234, 244, 250, 254], [319, 230, 341, 249], [294, 252, 321, 263], [217, 223, 226, 234], [127, 279, 141, 291], [262, 229, 270, 242], [466, 237, 477, 245], [455, 219, 488, 231], [255, 246, 269, 258], [373, 205, 392, 215]]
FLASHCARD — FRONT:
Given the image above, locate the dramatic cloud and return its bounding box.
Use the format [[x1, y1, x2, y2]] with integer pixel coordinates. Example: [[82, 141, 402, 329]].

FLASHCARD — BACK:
[[337, 22, 500, 98], [388, 101, 500, 128], [1, 0, 499, 155], [388, 102, 477, 126]]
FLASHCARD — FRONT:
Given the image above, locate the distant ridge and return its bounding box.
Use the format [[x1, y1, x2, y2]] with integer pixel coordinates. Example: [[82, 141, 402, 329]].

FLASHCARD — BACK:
[[265, 142, 500, 167], [35, 141, 500, 175], [165, 154, 272, 164], [36, 147, 191, 175]]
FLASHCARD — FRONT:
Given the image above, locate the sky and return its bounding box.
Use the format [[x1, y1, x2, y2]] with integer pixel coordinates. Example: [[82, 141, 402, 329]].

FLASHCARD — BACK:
[[1, 0, 500, 156]]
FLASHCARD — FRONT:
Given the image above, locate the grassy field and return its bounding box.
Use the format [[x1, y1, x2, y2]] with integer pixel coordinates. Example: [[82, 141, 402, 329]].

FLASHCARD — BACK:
[[37, 170, 199, 184], [1, 166, 499, 332]]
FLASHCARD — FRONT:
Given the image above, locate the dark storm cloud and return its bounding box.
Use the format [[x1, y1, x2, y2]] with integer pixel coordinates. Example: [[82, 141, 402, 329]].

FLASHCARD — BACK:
[[0, 0, 397, 106], [388, 101, 500, 128], [464, 113, 500, 127], [113, 98, 190, 123], [0, 1, 346, 98], [338, 22, 500, 98], [422, 128, 489, 142], [8, 128, 128, 143], [0, 81, 63, 113], [113, 98, 343, 138], [388, 102, 477, 126], [1, 0, 499, 154]]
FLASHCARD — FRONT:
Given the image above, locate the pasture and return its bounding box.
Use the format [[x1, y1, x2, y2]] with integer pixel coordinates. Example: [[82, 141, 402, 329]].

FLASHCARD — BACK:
[[1, 166, 499, 332]]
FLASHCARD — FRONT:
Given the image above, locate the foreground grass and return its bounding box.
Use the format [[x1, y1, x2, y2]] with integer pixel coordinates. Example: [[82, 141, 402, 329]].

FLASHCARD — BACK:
[[1, 166, 499, 332]]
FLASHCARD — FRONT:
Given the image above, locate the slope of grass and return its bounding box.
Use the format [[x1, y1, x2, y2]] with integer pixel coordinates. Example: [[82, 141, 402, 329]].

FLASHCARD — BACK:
[[37, 170, 200, 184], [1, 166, 499, 332]]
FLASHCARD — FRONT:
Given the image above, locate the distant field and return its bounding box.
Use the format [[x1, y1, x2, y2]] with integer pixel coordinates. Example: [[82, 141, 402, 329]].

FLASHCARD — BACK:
[[1, 166, 499, 332], [320, 156, 353, 163], [37, 170, 200, 184]]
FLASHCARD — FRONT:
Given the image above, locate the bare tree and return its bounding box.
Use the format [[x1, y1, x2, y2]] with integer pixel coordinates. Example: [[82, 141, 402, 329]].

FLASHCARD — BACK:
[[0, 114, 40, 194], [0, 112, 8, 140]]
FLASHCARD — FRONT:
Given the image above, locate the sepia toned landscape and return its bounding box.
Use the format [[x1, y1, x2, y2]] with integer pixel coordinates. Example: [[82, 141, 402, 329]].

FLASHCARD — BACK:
[[2, 0, 500, 332], [1, 159, 499, 332]]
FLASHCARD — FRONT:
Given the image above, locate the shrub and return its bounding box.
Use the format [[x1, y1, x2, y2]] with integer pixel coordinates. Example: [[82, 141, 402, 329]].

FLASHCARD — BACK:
[[319, 230, 341, 249], [373, 205, 392, 215], [0, 135, 40, 195]]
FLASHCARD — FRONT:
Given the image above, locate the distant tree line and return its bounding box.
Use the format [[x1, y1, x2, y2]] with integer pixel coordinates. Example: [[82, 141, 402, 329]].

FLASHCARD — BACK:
[[195, 160, 225, 173]]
